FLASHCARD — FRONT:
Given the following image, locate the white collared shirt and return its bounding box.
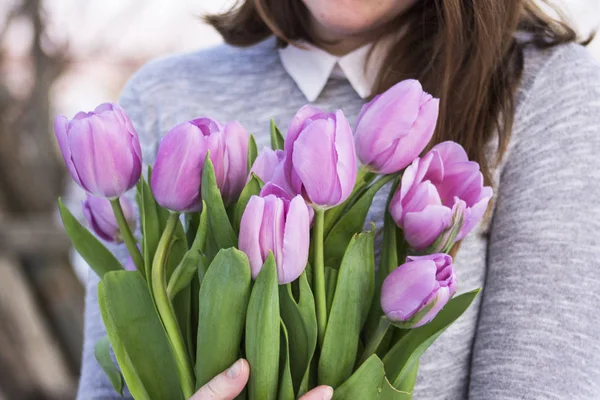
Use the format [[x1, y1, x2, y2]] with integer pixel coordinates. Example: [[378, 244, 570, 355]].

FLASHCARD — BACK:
[[278, 42, 383, 102]]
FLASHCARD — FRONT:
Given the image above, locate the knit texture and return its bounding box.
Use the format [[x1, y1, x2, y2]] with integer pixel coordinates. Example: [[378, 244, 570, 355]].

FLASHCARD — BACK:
[[75, 37, 600, 399]]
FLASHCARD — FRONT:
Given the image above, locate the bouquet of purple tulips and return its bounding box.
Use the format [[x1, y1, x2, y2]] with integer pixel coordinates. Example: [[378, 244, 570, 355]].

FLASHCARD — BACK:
[[56, 79, 492, 399]]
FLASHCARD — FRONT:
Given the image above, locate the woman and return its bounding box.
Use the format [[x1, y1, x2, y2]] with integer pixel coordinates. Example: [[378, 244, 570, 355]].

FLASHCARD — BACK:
[[76, 0, 600, 399]]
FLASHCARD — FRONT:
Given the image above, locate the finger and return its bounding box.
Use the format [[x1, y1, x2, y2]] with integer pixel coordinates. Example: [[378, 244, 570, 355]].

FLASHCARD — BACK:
[[298, 385, 334, 400], [189, 359, 249, 400]]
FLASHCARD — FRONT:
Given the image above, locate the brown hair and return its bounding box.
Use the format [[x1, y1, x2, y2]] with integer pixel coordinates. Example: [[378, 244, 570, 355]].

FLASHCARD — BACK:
[[207, 0, 586, 185]]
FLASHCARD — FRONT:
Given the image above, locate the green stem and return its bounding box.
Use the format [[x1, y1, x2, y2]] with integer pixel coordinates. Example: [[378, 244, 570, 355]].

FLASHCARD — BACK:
[[313, 208, 327, 348], [110, 198, 144, 276], [359, 318, 391, 365], [152, 213, 195, 399]]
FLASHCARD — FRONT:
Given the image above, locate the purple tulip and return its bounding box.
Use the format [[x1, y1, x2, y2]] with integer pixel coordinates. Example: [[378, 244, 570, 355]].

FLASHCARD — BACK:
[[54, 103, 142, 198], [355, 79, 440, 174], [381, 253, 457, 328], [83, 194, 135, 243], [389, 141, 493, 251], [151, 118, 249, 212], [284, 105, 357, 208], [238, 194, 310, 284]]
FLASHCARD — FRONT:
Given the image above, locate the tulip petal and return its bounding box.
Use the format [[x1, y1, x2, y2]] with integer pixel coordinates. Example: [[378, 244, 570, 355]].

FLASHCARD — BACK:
[[381, 259, 438, 321], [280, 195, 310, 284], [403, 205, 452, 250], [333, 110, 357, 203], [250, 148, 284, 184], [431, 141, 469, 164], [221, 121, 249, 204], [389, 185, 404, 227], [54, 115, 83, 187], [436, 161, 481, 206], [284, 105, 324, 158], [376, 97, 439, 174], [291, 119, 341, 206], [356, 80, 423, 167], [402, 181, 442, 216], [259, 195, 285, 269], [90, 114, 137, 197], [83, 198, 114, 242], [239, 196, 266, 279], [456, 187, 492, 240], [151, 123, 206, 211], [412, 285, 452, 327]]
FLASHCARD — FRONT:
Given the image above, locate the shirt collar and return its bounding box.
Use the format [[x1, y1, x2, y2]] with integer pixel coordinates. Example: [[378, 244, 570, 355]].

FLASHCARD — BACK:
[[278, 41, 381, 102]]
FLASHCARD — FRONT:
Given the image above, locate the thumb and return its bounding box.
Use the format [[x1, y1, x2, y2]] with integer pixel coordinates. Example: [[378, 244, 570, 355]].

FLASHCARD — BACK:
[[189, 359, 249, 400]]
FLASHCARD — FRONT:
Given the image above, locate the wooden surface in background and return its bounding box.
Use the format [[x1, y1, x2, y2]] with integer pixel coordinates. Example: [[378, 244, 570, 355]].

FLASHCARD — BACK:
[[0, 255, 77, 400]]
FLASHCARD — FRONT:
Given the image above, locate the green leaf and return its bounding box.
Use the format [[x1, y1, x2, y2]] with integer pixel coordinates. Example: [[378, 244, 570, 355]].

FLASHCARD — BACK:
[[184, 212, 201, 247], [319, 230, 375, 388], [201, 155, 237, 250], [246, 253, 280, 400], [139, 168, 163, 279], [323, 167, 376, 235], [195, 248, 251, 389], [190, 201, 208, 254], [323, 175, 394, 268], [333, 355, 411, 400], [278, 320, 294, 400], [383, 289, 481, 388], [167, 250, 200, 300], [396, 360, 419, 395], [94, 336, 124, 396], [325, 267, 338, 317], [98, 271, 182, 400], [165, 217, 192, 356], [270, 119, 285, 150], [248, 134, 259, 171], [233, 174, 263, 234], [279, 272, 317, 397], [58, 198, 123, 278], [364, 178, 401, 343]]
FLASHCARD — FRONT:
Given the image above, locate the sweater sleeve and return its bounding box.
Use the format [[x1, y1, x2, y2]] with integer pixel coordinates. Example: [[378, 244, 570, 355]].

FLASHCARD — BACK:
[[76, 77, 152, 400], [468, 45, 600, 399]]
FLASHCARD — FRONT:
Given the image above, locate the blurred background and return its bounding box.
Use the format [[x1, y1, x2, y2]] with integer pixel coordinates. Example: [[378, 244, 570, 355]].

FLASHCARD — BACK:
[[0, 0, 598, 399]]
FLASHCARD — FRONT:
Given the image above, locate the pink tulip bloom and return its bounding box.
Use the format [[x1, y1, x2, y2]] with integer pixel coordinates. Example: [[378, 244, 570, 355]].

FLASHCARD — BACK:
[[389, 141, 493, 251], [355, 79, 439, 174], [238, 194, 310, 284], [151, 118, 249, 212], [54, 103, 142, 198], [381, 254, 456, 328], [83, 194, 135, 243], [284, 105, 357, 208]]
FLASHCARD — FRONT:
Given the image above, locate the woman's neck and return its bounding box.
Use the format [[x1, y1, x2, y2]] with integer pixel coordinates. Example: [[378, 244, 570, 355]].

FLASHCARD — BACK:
[[309, 22, 388, 56]]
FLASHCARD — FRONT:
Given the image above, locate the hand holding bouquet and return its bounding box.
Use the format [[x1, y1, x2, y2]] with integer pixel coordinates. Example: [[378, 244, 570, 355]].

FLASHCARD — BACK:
[[56, 79, 491, 399]]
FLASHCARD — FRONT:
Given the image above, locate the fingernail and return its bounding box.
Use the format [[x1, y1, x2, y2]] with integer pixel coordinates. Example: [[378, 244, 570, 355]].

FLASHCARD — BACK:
[[323, 386, 334, 400], [227, 359, 243, 379]]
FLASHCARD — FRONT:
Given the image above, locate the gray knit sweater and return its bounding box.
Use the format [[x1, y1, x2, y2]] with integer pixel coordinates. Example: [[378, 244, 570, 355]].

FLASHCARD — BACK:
[[76, 37, 600, 399]]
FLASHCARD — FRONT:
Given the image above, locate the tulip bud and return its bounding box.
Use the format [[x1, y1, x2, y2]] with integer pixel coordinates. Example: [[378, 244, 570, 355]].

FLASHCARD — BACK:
[[284, 105, 357, 208], [54, 103, 142, 198], [82, 194, 135, 243], [238, 194, 310, 284], [389, 141, 493, 251], [381, 254, 457, 328], [355, 79, 440, 174], [151, 118, 249, 212]]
